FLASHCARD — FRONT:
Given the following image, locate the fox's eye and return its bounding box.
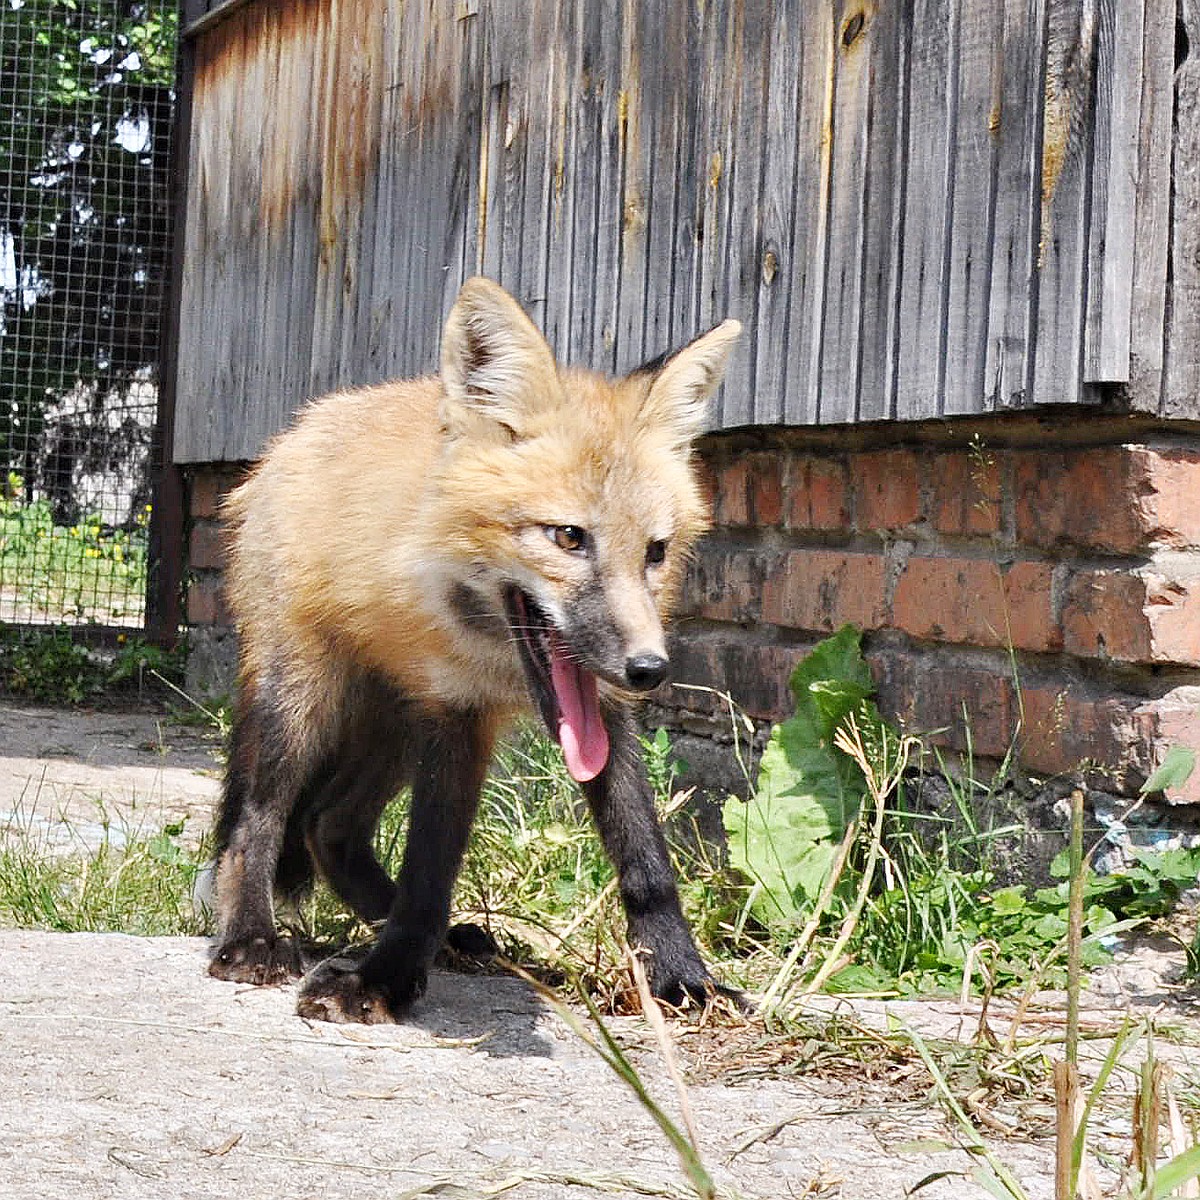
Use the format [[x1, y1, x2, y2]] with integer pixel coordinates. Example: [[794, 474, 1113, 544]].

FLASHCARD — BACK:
[[546, 525, 588, 554], [646, 539, 668, 567]]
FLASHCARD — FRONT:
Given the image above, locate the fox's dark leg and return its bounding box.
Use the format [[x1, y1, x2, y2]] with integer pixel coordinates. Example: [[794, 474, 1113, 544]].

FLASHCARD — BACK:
[[582, 705, 720, 1006], [302, 682, 417, 923], [209, 677, 307, 985], [297, 707, 495, 1023]]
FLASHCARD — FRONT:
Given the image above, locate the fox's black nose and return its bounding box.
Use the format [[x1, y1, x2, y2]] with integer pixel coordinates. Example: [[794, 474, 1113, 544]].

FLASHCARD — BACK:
[[625, 653, 669, 691]]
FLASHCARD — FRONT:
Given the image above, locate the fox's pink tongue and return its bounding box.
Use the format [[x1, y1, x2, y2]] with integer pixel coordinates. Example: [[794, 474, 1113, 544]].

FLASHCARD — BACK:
[[548, 635, 609, 782]]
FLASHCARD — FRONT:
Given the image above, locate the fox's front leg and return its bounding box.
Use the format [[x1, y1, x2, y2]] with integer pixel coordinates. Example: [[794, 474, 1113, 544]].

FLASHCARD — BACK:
[[583, 706, 724, 1006], [296, 709, 492, 1023]]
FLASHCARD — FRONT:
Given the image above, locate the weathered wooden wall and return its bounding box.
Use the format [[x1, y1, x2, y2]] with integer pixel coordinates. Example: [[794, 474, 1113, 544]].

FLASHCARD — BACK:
[[173, 0, 1181, 464]]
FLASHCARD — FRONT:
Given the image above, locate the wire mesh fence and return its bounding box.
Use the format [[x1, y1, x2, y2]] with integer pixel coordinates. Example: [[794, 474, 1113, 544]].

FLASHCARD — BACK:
[[0, 0, 175, 630]]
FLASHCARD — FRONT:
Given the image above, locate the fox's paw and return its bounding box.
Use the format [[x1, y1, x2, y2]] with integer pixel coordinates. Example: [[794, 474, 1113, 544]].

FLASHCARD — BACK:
[[444, 921, 498, 961], [209, 934, 302, 986], [640, 946, 752, 1015], [296, 959, 424, 1024]]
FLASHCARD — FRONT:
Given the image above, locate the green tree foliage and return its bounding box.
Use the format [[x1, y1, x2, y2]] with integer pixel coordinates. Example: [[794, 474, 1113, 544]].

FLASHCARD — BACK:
[[0, 1, 176, 491]]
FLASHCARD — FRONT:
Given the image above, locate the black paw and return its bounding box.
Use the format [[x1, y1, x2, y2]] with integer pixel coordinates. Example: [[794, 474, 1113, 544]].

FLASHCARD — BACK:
[[444, 921, 498, 960], [640, 945, 750, 1013], [209, 935, 302, 985], [296, 957, 425, 1024]]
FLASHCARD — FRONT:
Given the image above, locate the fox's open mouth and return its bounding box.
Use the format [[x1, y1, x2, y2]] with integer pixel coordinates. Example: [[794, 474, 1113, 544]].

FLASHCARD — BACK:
[[503, 587, 610, 782]]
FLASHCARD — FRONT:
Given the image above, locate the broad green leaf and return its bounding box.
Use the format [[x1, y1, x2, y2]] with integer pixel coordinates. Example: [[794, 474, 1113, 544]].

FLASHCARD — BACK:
[[1142, 745, 1197, 795], [990, 886, 1027, 916]]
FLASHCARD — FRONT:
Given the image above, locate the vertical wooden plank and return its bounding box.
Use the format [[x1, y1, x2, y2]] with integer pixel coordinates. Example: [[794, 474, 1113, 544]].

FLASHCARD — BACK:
[[478, 77, 509, 284], [856, 0, 907, 422], [564, 0, 601, 365], [894, 0, 956, 419], [716, 0, 770, 427], [983, 0, 1045, 409], [1030, 0, 1096, 407], [781, 0, 836, 424], [1128, 0, 1173, 408], [363, 0, 401, 380], [693, 0, 736, 345], [492, 6, 527, 294], [751, 0, 803, 425], [397, 0, 436, 377], [541, 0, 581, 359], [1164, 0, 1200, 417], [509, 0, 556, 321], [589, 0, 626, 372], [1083, 0, 1142, 383], [633, 2, 690, 363], [449, 0, 485, 324], [306, 0, 341, 398], [664, 1, 704, 357], [942, 3, 1004, 415], [816, 0, 876, 425], [613, 0, 650, 375]]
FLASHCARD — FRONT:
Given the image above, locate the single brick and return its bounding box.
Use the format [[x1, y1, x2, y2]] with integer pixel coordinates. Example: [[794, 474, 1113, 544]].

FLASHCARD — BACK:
[[1062, 568, 1200, 666], [870, 647, 1018, 758], [1019, 683, 1130, 780], [891, 555, 1058, 652], [709, 454, 784, 527], [711, 458, 750, 526], [666, 629, 800, 721], [785, 455, 851, 531], [760, 549, 888, 634], [745, 453, 784, 525], [680, 545, 763, 624], [852, 449, 921, 531], [189, 470, 224, 520], [1014, 448, 1140, 553], [929, 449, 1002, 536], [185, 573, 228, 626], [1015, 445, 1200, 555], [1142, 448, 1200, 549], [188, 521, 227, 571]]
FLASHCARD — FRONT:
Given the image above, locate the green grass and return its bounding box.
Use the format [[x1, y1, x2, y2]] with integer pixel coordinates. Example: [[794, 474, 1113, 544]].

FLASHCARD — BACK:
[[0, 803, 210, 936], [0, 488, 149, 624]]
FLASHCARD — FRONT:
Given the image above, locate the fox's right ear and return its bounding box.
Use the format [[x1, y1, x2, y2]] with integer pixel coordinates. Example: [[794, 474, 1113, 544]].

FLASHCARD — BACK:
[[441, 278, 561, 439]]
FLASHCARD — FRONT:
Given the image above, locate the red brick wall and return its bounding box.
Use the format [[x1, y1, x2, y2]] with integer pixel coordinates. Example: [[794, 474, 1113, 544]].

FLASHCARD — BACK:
[[667, 426, 1200, 801], [183, 420, 1200, 800]]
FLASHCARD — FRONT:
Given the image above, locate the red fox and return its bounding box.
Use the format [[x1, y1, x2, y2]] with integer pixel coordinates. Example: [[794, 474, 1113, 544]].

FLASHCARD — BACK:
[[209, 277, 741, 1022]]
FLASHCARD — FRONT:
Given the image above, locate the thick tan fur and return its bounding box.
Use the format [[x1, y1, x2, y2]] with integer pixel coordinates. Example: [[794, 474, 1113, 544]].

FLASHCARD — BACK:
[[224, 279, 739, 754]]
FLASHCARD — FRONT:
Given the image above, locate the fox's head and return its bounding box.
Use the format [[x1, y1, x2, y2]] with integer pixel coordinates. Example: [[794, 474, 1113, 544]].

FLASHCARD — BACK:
[[431, 277, 740, 782]]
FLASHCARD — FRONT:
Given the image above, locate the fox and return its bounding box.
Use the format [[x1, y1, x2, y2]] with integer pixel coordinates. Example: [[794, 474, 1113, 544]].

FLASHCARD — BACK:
[[209, 277, 742, 1023]]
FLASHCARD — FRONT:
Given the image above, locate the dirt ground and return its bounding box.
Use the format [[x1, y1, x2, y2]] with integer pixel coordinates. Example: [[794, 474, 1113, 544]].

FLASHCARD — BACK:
[[2, 699, 1192, 1199]]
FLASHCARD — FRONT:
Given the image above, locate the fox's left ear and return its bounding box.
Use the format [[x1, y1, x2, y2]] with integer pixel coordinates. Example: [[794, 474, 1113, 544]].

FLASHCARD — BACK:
[[441, 277, 561, 439], [639, 320, 742, 446]]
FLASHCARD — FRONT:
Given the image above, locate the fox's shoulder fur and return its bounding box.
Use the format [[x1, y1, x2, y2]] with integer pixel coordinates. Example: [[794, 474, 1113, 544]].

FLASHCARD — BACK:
[[223, 279, 740, 744]]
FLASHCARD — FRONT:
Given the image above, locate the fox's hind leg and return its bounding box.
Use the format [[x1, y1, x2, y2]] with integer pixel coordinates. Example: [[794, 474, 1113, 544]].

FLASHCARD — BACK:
[[301, 676, 417, 923], [297, 706, 496, 1023], [209, 673, 319, 985]]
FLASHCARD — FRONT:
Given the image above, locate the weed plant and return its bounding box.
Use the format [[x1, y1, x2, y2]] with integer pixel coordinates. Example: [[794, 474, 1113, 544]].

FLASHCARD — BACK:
[[0, 478, 149, 623], [0, 625, 179, 703], [724, 626, 1200, 1009]]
